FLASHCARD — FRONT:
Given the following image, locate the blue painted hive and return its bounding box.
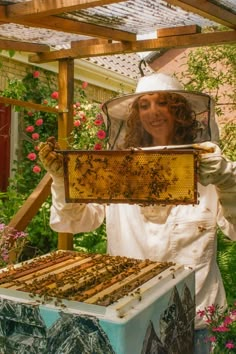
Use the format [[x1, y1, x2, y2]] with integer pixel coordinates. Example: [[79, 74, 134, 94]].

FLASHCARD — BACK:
[[0, 250, 195, 354]]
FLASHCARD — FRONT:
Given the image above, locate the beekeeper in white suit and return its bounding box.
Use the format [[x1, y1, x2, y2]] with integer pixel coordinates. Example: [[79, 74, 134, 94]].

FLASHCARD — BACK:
[[39, 73, 236, 353]]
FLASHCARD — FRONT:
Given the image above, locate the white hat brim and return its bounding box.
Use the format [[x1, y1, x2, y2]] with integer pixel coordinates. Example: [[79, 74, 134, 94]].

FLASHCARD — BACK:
[[103, 90, 211, 121]]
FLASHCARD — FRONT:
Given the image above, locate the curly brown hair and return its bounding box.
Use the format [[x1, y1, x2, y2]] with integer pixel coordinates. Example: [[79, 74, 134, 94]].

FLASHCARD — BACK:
[[122, 92, 200, 148]]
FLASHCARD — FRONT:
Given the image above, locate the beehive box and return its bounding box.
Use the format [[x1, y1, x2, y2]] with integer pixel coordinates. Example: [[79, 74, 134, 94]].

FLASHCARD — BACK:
[[61, 149, 198, 205], [0, 251, 195, 354]]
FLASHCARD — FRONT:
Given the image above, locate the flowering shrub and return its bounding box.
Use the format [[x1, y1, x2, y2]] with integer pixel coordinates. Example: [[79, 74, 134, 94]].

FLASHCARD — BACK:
[[19, 73, 108, 177], [0, 68, 108, 257], [197, 303, 236, 353], [0, 224, 28, 267], [0, 70, 107, 185], [71, 98, 107, 150]]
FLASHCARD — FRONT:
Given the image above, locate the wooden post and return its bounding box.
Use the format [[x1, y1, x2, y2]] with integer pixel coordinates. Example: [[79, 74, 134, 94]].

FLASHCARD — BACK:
[[57, 58, 74, 250]]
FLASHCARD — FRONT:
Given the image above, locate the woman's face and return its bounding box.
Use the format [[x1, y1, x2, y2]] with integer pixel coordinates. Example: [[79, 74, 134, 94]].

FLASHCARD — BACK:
[[138, 93, 175, 145]]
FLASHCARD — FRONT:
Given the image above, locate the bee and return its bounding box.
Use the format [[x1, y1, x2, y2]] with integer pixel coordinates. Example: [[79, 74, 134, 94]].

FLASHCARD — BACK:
[[198, 225, 207, 232]]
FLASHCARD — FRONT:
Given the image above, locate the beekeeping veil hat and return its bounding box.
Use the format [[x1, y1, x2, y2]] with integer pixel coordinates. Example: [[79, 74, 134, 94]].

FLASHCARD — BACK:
[[102, 72, 219, 149]]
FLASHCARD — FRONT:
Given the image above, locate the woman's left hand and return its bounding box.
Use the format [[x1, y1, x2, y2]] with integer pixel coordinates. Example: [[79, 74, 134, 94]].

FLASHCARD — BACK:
[[195, 142, 235, 188]]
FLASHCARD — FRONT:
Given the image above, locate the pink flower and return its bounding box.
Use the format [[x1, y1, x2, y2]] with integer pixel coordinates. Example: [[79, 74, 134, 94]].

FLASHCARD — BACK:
[[79, 111, 86, 120], [75, 102, 80, 107], [32, 133, 40, 140], [225, 341, 235, 349], [224, 316, 233, 326], [32, 165, 41, 173], [35, 118, 43, 126], [27, 111, 34, 116], [207, 305, 216, 314], [82, 81, 88, 89], [212, 326, 230, 332], [205, 319, 212, 323], [96, 113, 103, 120], [51, 91, 59, 100], [33, 71, 40, 78], [74, 120, 81, 127], [97, 130, 106, 140], [94, 119, 103, 126], [34, 145, 39, 151], [94, 143, 102, 150], [197, 310, 205, 317], [25, 125, 34, 133], [207, 336, 216, 343], [27, 152, 37, 161]]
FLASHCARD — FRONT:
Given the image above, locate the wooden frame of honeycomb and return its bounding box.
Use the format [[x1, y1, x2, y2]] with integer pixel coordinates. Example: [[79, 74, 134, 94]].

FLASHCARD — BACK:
[[61, 149, 198, 205]]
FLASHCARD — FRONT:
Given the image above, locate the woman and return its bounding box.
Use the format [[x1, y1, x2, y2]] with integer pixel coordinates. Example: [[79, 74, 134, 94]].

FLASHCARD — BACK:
[[122, 91, 199, 148], [39, 73, 236, 353]]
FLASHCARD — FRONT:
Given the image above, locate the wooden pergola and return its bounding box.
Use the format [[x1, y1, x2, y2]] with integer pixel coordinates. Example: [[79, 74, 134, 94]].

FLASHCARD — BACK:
[[1, 0, 235, 250]]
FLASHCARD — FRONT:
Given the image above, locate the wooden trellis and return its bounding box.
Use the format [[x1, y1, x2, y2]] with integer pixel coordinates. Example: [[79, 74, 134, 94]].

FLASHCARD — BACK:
[[0, 0, 235, 250]]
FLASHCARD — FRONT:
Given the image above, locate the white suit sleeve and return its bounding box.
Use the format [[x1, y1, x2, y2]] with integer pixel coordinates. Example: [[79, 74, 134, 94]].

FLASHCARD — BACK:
[[217, 204, 236, 241], [50, 176, 105, 234]]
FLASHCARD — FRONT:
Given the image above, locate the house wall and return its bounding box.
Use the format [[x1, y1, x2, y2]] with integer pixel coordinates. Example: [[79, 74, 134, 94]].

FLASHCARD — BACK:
[[148, 47, 236, 128], [0, 55, 116, 103]]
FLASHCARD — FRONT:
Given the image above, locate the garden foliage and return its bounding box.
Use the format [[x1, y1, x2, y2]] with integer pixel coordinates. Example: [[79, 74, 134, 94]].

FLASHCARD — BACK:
[[0, 67, 107, 260]]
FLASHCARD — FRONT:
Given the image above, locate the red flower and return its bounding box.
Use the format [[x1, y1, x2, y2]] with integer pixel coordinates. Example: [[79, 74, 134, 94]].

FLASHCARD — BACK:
[[224, 316, 233, 326], [27, 152, 37, 161], [34, 145, 39, 151], [207, 336, 216, 343], [43, 99, 48, 105], [35, 118, 43, 126], [33, 71, 40, 78], [97, 130, 106, 140], [94, 119, 103, 126], [207, 305, 216, 314], [27, 111, 34, 116], [226, 341, 235, 349], [32, 165, 41, 173], [79, 111, 86, 120], [25, 125, 34, 133], [51, 91, 59, 99], [32, 133, 40, 140], [94, 143, 102, 150], [74, 120, 81, 127], [212, 326, 230, 332], [82, 81, 88, 89]]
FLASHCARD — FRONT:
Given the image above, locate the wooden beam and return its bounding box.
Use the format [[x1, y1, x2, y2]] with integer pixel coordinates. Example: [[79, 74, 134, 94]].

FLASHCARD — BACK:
[[6, 0, 125, 18], [28, 16, 136, 42], [57, 58, 74, 250], [164, 0, 236, 30], [8, 173, 52, 231], [0, 14, 136, 42], [29, 30, 236, 63], [57, 59, 74, 149], [71, 38, 112, 48], [0, 39, 50, 52], [157, 25, 201, 37], [0, 96, 59, 113]]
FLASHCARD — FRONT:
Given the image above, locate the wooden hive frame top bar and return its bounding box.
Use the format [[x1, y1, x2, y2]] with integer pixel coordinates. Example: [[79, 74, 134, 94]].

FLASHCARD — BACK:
[[0, 250, 176, 308]]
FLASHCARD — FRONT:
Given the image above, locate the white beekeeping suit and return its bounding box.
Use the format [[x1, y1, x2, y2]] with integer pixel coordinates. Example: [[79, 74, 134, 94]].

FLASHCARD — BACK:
[[39, 73, 236, 330]]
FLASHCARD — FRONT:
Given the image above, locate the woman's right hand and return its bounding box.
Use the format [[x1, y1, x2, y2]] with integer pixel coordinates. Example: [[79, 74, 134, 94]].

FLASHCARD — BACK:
[[38, 137, 64, 177]]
